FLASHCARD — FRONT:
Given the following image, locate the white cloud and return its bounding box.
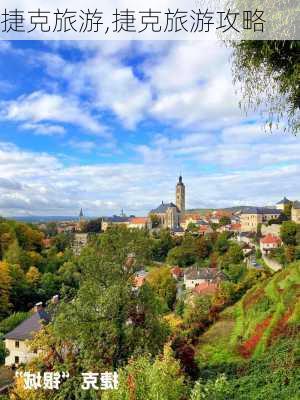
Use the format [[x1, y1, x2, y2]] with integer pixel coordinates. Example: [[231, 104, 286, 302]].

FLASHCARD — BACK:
[[22, 122, 66, 136], [0, 141, 299, 217], [1, 91, 106, 135]]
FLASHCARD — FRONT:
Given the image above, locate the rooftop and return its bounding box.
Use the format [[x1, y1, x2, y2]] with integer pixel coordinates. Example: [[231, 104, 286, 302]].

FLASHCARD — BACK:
[[276, 197, 291, 205], [150, 202, 180, 214], [184, 267, 227, 281], [241, 207, 281, 215], [260, 234, 281, 245], [4, 310, 50, 341]]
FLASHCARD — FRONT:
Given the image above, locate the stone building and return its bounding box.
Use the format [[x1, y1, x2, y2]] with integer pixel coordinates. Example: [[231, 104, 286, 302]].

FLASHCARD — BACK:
[[292, 201, 300, 224], [276, 197, 291, 211], [240, 207, 281, 233]]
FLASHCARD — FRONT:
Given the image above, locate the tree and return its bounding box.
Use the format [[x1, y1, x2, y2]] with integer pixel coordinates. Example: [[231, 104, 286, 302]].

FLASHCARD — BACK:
[[147, 267, 177, 310], [26, 266, 41, 287], [195, 237, 212, 260], [231, 40, 300, 134], [151, 229, 176, 262], [280, 221, 299, 245], [219, 216, 231, 227], [0, 262, 11, 318], [190, 374, 232, 400], [102, 345, 187, 400], [149, 213, 160, 228], [215, 233, 230, 255], [183, 294, 212, 326], [49, 227, 168, 371], [167, 246, 196, 267]]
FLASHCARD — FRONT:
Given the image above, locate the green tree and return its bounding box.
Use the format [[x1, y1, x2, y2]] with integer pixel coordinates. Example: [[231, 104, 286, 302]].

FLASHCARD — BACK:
[[103, 345, 187, 400], [280, 221, 299, 245], [51, 227, 168, 370], [232, 40, 300, 134], [147, 267, 177, 311], [219, 216, 231, 227]]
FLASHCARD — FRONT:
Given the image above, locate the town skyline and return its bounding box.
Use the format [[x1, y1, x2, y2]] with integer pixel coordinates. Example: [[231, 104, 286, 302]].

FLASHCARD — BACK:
[[0, 41, 299, 217]]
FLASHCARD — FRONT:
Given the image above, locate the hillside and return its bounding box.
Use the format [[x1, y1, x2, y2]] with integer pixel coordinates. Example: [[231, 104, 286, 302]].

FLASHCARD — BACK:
[[196, 263, 300, 399]]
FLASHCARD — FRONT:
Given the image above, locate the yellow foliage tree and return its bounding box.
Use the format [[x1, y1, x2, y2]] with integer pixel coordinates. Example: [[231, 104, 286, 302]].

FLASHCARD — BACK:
[[0, 261, 12, 318], [26, 266, 41, 286]]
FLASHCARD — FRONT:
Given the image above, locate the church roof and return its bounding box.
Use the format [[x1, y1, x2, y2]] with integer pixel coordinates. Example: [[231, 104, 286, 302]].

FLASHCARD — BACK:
[[276, 197, 291, 205], [241, 207, 280, 215], [150, 202, 180, 214]]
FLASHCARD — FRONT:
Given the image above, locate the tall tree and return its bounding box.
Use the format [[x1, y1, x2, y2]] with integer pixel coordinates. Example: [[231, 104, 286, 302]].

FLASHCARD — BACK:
[[232, 40, 299, 134]]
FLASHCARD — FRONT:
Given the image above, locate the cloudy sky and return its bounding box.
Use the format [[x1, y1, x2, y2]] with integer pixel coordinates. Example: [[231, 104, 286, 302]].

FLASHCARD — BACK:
[[0, 40, 299, 217]]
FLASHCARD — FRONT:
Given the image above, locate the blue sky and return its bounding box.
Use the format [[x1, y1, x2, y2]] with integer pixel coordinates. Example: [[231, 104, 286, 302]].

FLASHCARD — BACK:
[[0, 40, 299, 217]]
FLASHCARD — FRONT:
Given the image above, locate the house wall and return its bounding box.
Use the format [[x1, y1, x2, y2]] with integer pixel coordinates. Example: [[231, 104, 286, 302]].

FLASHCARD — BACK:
[[241, 213, 279, 233], [5, 339, 38, 366], [292, 208, 300, 224], [184, 277, 206, 289]]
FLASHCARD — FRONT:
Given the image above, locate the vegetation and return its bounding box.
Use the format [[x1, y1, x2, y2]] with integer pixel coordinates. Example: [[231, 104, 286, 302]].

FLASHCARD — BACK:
[[232, 40, 300, 134], [0, 219, 298, 399]]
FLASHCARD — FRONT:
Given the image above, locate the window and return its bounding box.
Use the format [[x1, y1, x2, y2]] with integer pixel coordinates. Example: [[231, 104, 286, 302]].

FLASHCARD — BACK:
[[15, 341, 19, 348], [15, 356, 19, 364]]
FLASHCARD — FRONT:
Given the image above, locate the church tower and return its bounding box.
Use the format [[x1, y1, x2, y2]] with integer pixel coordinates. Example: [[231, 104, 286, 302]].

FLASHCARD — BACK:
[[176, 175, 185, 213]]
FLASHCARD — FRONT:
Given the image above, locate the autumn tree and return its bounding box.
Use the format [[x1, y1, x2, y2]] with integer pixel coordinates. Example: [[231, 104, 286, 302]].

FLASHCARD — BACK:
[[0, 261, 12, 318]]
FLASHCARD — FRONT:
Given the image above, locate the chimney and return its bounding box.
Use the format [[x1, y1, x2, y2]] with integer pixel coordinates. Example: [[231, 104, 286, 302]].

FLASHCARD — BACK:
[[35, 302, 43, 313]]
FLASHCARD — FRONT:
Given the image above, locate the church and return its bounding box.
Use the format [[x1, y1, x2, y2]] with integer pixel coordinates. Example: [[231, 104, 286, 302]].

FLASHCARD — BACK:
[[150, 176, 185, 231]]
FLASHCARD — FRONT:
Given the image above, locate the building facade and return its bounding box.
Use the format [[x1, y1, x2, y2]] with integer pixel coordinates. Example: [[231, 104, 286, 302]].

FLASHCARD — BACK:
[[240, 207, 281, 233], [292, 201, 300, 223], [4, 304, 50, 367]]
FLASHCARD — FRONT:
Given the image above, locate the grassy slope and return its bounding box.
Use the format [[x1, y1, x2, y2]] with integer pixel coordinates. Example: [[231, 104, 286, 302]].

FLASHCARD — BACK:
[[197, 263, 300, 365]]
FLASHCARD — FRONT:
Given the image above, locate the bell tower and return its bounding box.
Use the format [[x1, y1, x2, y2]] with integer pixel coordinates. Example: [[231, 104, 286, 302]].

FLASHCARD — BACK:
[[176, 175, 185, 213]]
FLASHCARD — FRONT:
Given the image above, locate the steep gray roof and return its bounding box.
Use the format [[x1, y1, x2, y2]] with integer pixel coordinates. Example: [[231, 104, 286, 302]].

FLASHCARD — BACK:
[[4, 310, 50, 341], [241, 207, 281, 215], [276, 197, 291, 205], [184, 267, 227, 281], [150, 202, 180, 214], [102, 216, 130, 223]]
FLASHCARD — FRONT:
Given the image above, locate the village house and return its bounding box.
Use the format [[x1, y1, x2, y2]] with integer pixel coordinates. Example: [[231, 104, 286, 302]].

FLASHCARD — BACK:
[[4, 303, 51, 367], [291, 201, 300, 224], [260, 234, 282, 255], [240, 207, 281, 233], [101, 216, 131, 231], [128, 217, 149, 229], [184, 267, 227, 290]]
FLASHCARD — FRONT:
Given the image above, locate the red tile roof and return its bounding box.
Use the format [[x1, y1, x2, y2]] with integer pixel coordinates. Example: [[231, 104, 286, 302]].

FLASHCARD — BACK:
[[260, 234, 281, 245], [231, 223, 241, 231], [193, 282, 218, 295], [171, 266, 183, 278], [133, 276, 145, 287], [130, 217, 148, 224]]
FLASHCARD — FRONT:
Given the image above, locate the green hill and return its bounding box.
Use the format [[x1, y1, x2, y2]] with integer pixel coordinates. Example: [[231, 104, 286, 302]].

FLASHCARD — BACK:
[[195, 263, 300, 399]]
